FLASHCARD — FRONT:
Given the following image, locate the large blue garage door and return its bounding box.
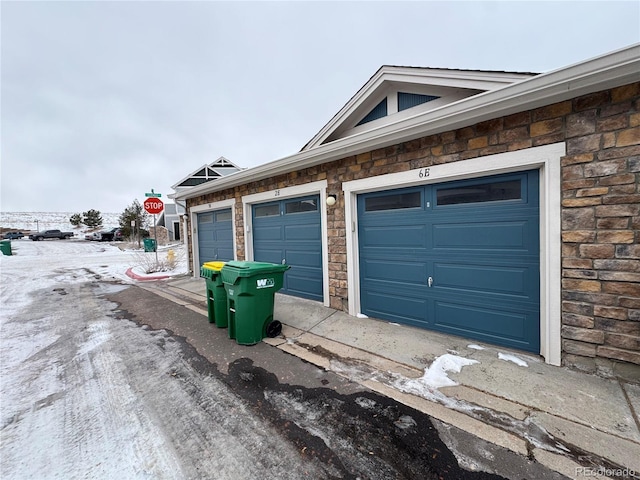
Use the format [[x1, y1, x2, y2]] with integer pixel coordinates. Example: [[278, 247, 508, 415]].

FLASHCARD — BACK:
[[198, 209, 233, 263], [252, 195, 323, 301], [358, 171, 540, 353]]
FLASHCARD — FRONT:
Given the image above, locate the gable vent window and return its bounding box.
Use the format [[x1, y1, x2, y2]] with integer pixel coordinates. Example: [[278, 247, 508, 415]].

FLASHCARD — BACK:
[[356, 98, 388, 126], [398, 92, 439, 111]]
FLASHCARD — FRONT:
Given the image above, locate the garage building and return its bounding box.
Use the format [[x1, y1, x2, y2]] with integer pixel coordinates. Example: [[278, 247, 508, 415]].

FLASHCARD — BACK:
[[173, 45, 640, 376]]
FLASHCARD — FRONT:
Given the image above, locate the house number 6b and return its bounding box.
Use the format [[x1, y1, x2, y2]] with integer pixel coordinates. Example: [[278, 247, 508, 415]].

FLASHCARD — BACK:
[[419, 168, 430, 178]]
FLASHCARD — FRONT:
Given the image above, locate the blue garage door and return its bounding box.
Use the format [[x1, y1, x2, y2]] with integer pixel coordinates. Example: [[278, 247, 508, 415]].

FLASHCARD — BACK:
[[198, 209, 234, 263], [358, 171, 540, 353], [252, 195, 323, 301]]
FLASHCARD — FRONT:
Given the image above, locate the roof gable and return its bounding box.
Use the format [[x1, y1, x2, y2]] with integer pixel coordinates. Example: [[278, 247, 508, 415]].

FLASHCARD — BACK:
[[302, 66, 537, 150], [172, 156, 243, 190]]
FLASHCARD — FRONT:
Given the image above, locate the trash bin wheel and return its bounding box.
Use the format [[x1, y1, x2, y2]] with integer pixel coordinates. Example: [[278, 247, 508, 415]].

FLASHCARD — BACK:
[[266, 320, 282, 338]]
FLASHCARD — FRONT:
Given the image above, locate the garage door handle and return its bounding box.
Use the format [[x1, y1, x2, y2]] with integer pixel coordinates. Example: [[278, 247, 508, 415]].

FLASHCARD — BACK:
[[428, 276, 433, 288]]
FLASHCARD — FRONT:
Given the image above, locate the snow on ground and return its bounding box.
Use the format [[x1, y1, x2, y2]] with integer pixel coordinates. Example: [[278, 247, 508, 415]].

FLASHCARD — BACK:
[[1, 239, 332, 479], [0, 239, 189, 339], [395, 354, 479, 391], [1, 211, 121, 235], [498, 352, 529, 367], [0, 240, 190, 478]]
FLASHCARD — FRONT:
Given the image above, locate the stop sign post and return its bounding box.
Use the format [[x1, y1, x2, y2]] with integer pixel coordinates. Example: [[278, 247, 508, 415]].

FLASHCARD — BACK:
[[143, 195, 163, 261]]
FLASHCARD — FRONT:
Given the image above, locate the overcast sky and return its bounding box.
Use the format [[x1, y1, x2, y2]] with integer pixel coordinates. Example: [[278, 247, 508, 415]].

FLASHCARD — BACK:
[[2, 1, 639, 214]]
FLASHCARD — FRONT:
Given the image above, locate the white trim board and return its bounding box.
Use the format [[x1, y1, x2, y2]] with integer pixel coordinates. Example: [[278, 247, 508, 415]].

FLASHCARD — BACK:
[[342, 143, 564, 365], [189, 199, 237, 277], [241, 180, 331, 307]]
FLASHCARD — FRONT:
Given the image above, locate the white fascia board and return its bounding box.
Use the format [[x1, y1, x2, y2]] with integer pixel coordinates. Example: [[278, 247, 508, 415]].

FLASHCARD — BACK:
[[174, 44, 640, 203], [381, 71, 533, 91]]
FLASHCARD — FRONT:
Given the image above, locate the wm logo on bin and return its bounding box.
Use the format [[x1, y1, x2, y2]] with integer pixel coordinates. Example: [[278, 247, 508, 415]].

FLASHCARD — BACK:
[[256, 278, 275, 289]]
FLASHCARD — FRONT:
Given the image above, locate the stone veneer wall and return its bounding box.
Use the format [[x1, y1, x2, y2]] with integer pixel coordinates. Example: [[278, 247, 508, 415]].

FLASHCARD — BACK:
[[148, 226, 169, 246], [187, 82, 639, 375]]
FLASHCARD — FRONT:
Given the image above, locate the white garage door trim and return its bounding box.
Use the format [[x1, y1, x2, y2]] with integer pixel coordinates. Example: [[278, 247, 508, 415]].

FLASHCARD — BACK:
[[189, 199, 237, 276], [343, 143, 564, 366], [242, 180, 331, 307]]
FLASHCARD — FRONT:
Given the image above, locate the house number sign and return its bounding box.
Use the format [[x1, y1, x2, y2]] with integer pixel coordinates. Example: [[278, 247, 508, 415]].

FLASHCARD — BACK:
[[418, 168, 431, 178]]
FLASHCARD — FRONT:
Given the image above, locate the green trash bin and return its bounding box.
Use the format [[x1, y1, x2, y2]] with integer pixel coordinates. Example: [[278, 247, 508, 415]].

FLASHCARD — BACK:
[[200, 261, 227, 327], [221, 261, 291, 345], [143, 238, 156, 252], [0, 240, 12, 256]]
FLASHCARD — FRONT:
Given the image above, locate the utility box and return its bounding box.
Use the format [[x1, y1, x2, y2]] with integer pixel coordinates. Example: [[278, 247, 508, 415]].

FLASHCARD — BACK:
[[0, 240, 12, 256], [221, 261, 290, 345], [143, 238, 157, 252]]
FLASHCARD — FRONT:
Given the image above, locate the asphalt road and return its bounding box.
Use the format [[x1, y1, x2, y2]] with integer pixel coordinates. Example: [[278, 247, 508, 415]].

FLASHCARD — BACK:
[[105, 282, 567, 480]]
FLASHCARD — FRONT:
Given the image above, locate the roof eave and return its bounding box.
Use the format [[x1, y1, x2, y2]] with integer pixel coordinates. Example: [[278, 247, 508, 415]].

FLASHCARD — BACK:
[[174, 44, 640, 202], [304, 66, 536, 150]]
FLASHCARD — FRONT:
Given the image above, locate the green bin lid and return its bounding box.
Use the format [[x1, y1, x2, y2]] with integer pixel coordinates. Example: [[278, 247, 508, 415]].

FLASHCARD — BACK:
[[222, 260, 290, 277]]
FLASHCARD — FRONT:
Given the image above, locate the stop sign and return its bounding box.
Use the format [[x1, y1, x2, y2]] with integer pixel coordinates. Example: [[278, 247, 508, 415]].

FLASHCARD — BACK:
[[144, 197, 164, 215]]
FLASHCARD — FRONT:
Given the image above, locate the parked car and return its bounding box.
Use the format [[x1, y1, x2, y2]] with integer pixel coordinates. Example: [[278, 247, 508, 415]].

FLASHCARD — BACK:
[[29, 230, 74, 241], [3, 231, 24, 239], [85, 232, 101, 241], [98, 228, 124, 242]]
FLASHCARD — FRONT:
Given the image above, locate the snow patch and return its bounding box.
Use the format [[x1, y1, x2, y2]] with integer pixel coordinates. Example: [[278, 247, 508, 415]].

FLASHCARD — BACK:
[[393, 415, 417, 430], [498, 353, 528, 367], [467, 344, 485, 350], [396, 354, 478, 391], [356, 313, 368, 319], [355, 397, 378, 410]]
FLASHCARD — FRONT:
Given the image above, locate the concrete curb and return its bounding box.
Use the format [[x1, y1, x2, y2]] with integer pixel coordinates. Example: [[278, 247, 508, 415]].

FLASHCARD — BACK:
[[125, 267, 170, 281]]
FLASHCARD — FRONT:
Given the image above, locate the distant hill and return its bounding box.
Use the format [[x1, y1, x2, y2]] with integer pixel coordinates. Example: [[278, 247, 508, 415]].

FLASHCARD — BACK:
[[0, 212, 121, 233]]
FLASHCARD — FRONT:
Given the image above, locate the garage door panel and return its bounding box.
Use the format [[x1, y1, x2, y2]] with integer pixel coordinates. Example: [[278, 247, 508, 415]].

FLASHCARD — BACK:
[[433, 262, 531, 297], [361, 225, 427, 248], [216, 229, 233, 243], [361, 259, 427, 285], [217, 246, 235, 261], [253, 248, 283, 264], [284, 249, 321, 267], [358, 170, 540, 353], [434, 301, 535, 349], [286, 272, 323, 301], [362, 289, 428, 325], [284, 223, 321, 240], [253, 225, 282, 241], [432, 221, 530, 250]]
